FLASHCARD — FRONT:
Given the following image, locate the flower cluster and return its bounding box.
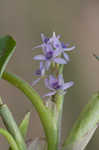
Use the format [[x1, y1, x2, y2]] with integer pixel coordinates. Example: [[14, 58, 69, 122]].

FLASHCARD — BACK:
[[32, 32, 75, 97]]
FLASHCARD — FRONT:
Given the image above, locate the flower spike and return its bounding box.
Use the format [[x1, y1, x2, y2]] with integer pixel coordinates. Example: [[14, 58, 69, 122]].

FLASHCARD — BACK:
[[32, 62, 45, 86], [44, 75, 74, 97]]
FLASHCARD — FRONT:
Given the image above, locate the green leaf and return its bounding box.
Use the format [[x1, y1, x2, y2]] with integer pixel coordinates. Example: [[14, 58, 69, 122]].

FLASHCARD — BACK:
[[0, 35, 16, 78], [0, 128, 19, 150], [9, 112, 30, 150], [0, 104, 27, 150], [63, 93, 99, 150], [19, 112, 30, 138]]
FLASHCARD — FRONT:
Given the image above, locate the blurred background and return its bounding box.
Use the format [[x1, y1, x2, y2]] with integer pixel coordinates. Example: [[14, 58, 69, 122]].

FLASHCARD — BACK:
[[0, 0, 99, 149]]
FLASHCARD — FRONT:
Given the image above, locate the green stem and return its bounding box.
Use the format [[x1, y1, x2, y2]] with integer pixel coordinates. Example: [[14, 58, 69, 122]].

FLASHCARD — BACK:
[[62, 93, 99, 150], [0, 104, 27, 150], [2, 71, 57, 150], [52, 64, 64, 150], [55, 94, 64, 150], [0, 128, 19, 150], [56, 64, 64, 150]]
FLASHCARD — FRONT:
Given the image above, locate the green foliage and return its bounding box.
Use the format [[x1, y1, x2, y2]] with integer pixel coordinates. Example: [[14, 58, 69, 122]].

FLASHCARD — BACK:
[[19, 112, 31, 138], [2, 71, 58, 150], [63, 93, 99, 150], [9, 112, 31, 150], [0, 128, 19, 150], [1, 34, 99, 150], [0, 35, 16, 78], [0, 104, 27, 150]]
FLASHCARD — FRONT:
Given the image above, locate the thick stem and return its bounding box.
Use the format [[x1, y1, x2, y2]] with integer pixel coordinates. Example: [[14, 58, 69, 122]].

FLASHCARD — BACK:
[[56, 64, 64, 150], [2, 71, 57, 150], [52, 64, 64, 150], [55, 94, 64, 150]]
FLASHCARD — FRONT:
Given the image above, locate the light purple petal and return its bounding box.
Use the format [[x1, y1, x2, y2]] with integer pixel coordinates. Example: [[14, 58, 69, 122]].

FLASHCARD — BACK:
[[45, 78, 49, 88], [57, 34, 61, 39], [49, 32, 56, 41], [32, 78, 41, 86], [49, 32, 61, 48], [49, 75, 56, 85], [33, 55, 45, 60], [65, 43, 70, 47], [62, 81, 74, 90], [34, 69, 41, 76], [63, 52, 70, 62], [53, 41, 61, 49], [42, 43, 53, 54], [41, 33, 49, 43], [54, 58, 67, 64], [43, 91, 56, 97], [41, 68, 45, 76], [32, 45, 42, 50], [45, 61, 51, 70], [41, 33, 45, 42], [46, 44, 53, 53], [44, 78, 54, 90], [53, 48, 62, 57], [64, 46, 76, 51], [41, 43, 47, 53], [40, 62, 43, 69]]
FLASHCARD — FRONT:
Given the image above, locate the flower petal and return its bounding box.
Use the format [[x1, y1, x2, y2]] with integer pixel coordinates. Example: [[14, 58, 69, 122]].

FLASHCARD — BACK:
[[54, 58, 67, 64], [57, 34, 61, 39], [53, 48, 62, 57], [64, 46, 76, 51], [41, 68, 45, 76], [44, 78, 49, 88], [32, 45, 42, 50], [45, 61, 51, 70], [63, 52, 70, 62], [44, 78, 54, 90], [40, 62, 43, 69], [62, 81, 74, 90], [32, 78, 41, 86], [41, 33, 45, 42], [41, 33, 49, 43], [43, 91, 56, 97], [49, 32, 61, 48], [41, 43, 47, 53], [49, 75, 56, 85], [46, 44, 53, 52], [33, 55, 45, 60]]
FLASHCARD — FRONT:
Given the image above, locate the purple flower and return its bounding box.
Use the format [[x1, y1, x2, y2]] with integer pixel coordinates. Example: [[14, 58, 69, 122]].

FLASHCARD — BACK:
[[33, 32, 75, 71], [49, 32, 61, 48], [32, 33, 49, 50], [61, 42, 76, 62], [49, 32, 75, 63], [32, 62, 45, 86], [33, 43, 66, 70], [41, 33, 49, 44], [44, 74, 74, 97]]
